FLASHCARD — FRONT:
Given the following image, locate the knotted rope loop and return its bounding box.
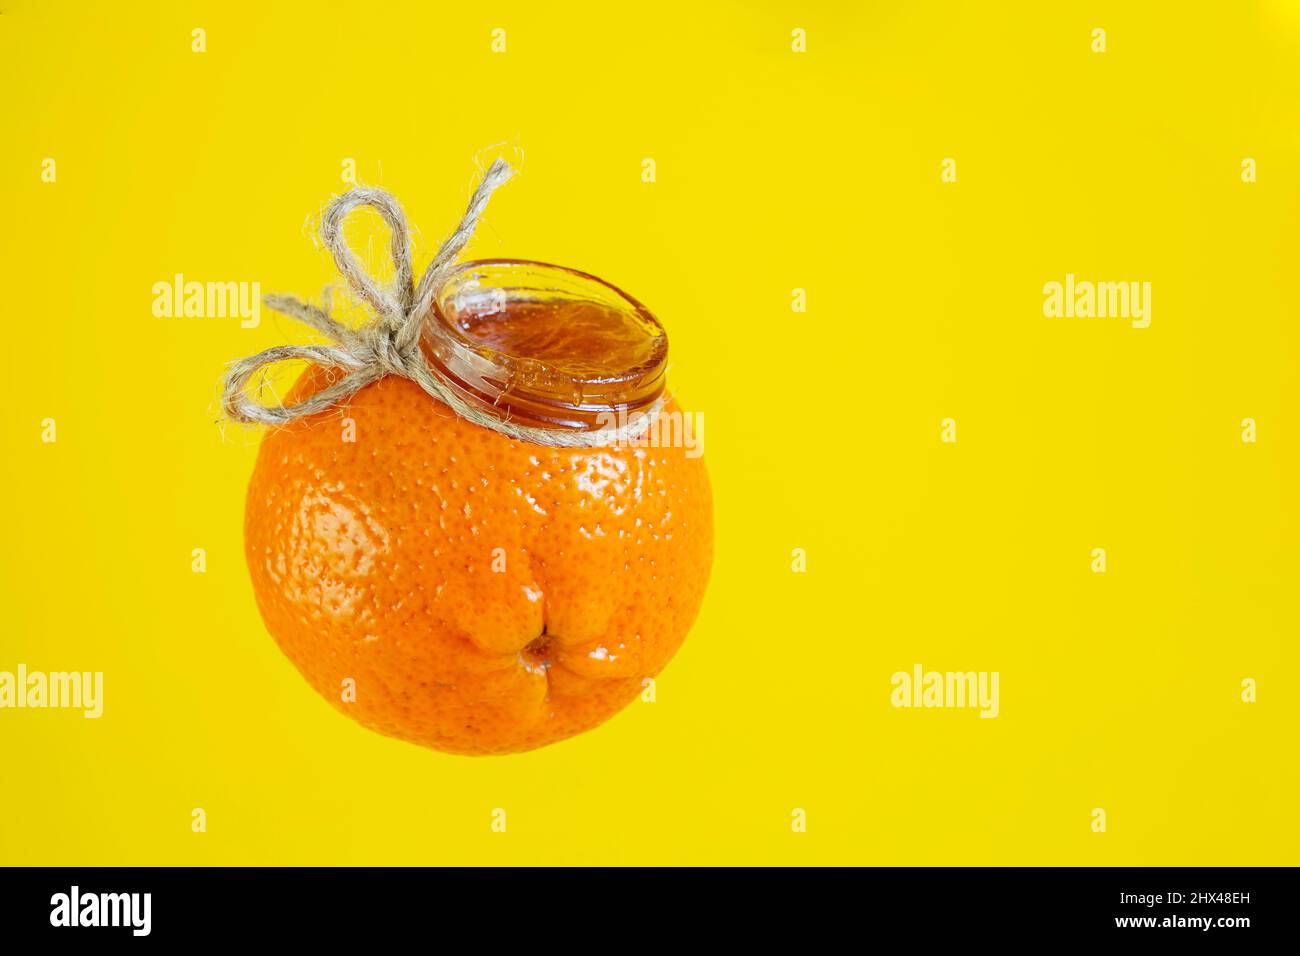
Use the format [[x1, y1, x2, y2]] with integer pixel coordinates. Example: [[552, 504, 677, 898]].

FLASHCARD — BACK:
[[220, 160, 664, 446]]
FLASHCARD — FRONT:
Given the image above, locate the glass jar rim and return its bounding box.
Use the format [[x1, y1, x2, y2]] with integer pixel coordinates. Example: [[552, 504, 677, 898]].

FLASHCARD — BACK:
[[420, 259, 668, 432]]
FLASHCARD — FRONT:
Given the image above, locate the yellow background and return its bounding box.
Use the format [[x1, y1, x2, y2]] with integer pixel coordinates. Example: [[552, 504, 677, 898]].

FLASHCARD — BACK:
[[2, 1, 1297, 865]]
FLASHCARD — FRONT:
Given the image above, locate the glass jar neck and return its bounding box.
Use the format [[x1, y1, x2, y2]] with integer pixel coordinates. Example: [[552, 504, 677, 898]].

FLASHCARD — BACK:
[[420, 260, 668, 432]]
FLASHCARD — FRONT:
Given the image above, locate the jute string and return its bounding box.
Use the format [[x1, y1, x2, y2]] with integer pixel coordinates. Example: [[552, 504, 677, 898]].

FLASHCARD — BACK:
[[221, 159, 663, 447]]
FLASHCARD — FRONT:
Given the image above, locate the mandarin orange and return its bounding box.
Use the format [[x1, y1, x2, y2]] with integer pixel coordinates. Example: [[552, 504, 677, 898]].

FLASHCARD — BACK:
[[244, 367, 712, 755]]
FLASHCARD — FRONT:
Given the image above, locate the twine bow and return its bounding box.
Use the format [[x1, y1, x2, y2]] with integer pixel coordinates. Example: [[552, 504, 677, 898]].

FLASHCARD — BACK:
[[221, 160, 662, 447]]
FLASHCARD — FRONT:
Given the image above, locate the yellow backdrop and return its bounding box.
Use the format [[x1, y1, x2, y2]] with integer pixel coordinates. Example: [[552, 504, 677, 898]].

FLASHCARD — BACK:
[[1, 0, 1296, 865]]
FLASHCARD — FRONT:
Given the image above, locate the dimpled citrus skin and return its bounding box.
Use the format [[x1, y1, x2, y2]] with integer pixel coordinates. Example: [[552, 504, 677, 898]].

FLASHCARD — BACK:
[[245, 367, 712, 755]]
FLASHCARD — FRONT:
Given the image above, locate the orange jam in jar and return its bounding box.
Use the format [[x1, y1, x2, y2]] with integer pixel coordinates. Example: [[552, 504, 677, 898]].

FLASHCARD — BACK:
[[246, 258, 712, 755], [421, 260, 668, 430]]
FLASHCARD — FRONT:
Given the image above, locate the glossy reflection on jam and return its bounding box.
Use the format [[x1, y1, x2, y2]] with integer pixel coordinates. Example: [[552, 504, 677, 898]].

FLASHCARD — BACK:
[[421, 260, 667, 430]]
